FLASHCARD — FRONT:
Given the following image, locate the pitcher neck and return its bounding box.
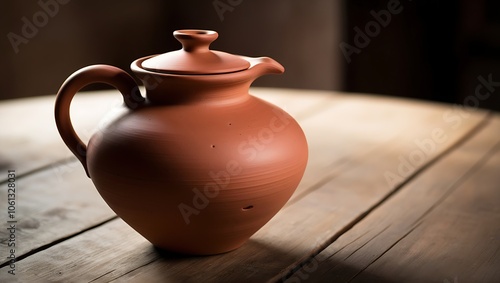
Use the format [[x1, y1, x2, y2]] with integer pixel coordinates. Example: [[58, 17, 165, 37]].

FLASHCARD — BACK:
[[134, 71, 254, 106]]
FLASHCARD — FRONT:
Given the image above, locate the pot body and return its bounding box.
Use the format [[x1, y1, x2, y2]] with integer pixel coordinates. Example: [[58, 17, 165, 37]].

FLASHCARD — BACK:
[[55, 42, 307, 254], [86, 91, 308, 254]]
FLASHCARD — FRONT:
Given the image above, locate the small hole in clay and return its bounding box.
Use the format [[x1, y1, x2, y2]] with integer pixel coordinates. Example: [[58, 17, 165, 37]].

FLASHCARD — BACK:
[[211, 145, 215, 148], [228, 123, 232, 126], [242, 205, 254, 211]]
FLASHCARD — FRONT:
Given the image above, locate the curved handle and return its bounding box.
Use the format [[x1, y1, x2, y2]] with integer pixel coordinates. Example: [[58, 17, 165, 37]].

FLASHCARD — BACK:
[[54, 65, 145, 177]]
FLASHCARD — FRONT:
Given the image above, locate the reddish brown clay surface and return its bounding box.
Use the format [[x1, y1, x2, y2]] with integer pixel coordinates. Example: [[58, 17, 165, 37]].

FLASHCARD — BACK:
[[54, 30, 308, 255]]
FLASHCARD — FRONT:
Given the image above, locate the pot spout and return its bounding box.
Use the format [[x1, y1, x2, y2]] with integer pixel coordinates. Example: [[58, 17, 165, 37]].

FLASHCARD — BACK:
[[245, 56, 285, 79]]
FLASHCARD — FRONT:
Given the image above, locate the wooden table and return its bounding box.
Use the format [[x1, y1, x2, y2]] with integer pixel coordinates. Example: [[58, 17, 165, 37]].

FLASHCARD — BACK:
[[0, 88, 499, 282]]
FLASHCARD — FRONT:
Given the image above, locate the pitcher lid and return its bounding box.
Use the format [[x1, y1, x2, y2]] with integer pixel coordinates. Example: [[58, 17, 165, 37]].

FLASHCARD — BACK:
[[140, 30, 250, 75]]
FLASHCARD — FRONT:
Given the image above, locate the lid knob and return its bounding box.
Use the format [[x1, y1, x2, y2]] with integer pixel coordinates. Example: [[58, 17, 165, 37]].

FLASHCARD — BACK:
[[140, 29, 250, 75], [174, 30, 218, 53]]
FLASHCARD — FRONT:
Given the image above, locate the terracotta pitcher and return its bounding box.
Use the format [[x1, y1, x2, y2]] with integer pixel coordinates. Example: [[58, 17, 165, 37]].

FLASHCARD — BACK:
[[55, 30, 308, 255]]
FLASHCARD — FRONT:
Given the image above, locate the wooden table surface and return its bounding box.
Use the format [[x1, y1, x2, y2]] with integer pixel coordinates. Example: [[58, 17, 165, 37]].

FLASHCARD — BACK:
[[0, 87, 499, 283]]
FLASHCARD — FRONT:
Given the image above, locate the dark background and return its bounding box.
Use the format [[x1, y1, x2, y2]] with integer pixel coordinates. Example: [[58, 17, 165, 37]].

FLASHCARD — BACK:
[[1, 0, 499, 110]]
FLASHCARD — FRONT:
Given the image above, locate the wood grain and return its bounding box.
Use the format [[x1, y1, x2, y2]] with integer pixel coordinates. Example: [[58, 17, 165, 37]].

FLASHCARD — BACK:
[[0, 158, 115, 267], [287, 115, 500, 283], [0, 91, 492, 282]]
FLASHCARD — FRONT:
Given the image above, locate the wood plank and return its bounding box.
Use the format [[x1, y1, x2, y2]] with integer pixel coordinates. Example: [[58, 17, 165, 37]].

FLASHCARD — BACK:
[[0, 158, 115, 267], [99, 104, 493, 282], [0, 87, 334, 182], [286, 115, 500, 283], [0, 88, 334, 267], [289, 93, 458, 203], [1, 97, 490, 282], [0, 92, 117, 179]]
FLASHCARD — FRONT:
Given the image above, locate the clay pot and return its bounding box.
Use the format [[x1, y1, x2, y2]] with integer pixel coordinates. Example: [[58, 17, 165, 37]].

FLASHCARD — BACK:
[[54, 30, 308, 255]]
